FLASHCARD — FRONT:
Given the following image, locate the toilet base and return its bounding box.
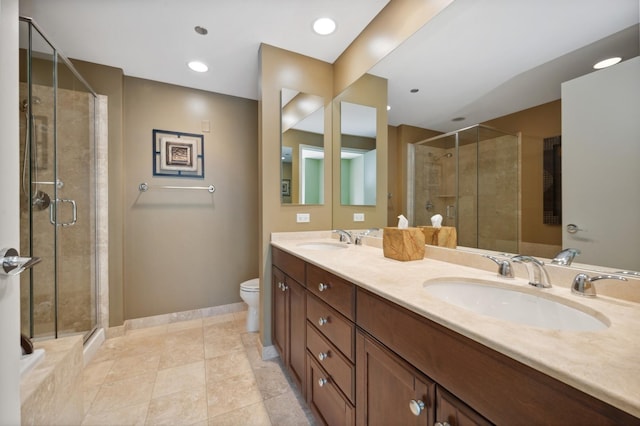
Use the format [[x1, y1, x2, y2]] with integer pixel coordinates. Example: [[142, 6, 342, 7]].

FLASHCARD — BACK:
[[246, 307, 259, 332]]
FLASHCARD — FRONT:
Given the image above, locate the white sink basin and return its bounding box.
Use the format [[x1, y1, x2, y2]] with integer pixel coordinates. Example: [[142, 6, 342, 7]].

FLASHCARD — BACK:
[[423, 279, 609, 331], [296, 242, 348, 251]]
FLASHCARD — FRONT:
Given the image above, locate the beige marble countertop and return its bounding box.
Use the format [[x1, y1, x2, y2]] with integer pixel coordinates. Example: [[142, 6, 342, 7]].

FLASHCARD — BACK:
[[271, 231, 640, 418]]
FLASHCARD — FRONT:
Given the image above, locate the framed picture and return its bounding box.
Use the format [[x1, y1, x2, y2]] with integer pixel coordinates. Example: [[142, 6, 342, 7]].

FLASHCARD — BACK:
[[281, 179, 291, 196], [153, 129, 204, 178]]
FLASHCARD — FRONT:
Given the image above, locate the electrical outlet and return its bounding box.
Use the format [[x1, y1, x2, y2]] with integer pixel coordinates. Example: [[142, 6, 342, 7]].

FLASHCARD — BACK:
[[296, 213, 310, 223], [353, 213, 365, 222]]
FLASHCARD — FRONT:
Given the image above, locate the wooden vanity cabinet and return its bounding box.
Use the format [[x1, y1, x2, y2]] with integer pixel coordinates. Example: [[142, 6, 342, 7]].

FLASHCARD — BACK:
[[271, 248, 638, 425], [356, 287, 638, 425], [271, 247, 306, 392], [356, 330, 436, 426]]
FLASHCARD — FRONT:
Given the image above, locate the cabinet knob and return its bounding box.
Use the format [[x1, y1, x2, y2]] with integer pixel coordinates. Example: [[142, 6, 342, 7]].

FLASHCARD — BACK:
[[318, 352, 328, 361], [318, 282, 329, 292], [434, 423, 451, 426], [277, 281, 284, 290], [409, 399, 425, 416], [318, 378, 328, 387], [318, 317, 328, 326]]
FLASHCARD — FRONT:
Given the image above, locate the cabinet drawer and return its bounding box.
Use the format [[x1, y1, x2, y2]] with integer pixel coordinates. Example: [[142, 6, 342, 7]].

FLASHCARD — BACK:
[[307, 323, 354, 404], [307, 294, 355, 361], [307, 355, 355, 426], [272, 247, 305, 285], [307, 263, 355, 320]]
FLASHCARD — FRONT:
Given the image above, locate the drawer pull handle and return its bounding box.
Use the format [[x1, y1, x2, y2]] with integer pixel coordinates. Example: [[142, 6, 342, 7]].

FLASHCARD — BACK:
[[318, 378, 328, 387], [318, 317, 328, 326], [318, 282, 329, 292], [409, 399, 425, 416], [318, 352, 328, 361], [434, 423, 450, 426]]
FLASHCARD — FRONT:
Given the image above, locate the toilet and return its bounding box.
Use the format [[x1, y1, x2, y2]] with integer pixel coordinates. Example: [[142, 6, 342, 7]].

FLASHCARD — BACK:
[[239, 278, 260, 332]]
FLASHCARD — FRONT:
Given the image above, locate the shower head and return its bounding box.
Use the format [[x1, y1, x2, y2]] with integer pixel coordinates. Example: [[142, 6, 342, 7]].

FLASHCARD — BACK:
[[429, 152, 453, 161]]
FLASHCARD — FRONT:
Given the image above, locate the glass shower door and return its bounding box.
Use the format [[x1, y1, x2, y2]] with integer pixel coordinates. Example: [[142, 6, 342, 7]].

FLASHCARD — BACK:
[[19, 17, 98, 341], [19, 22, 57, 339], [54, 54, 98, 338]]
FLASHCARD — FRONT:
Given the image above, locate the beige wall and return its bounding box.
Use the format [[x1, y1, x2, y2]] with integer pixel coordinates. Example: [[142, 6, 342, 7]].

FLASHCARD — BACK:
[[259, 44, 334, 346], [123, 77, 258, 319]]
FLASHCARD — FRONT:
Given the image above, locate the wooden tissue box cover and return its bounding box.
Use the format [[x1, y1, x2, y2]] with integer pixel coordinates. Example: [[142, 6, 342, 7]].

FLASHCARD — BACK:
[[419, 226, 457, 249], [382, 227, 425, 261]]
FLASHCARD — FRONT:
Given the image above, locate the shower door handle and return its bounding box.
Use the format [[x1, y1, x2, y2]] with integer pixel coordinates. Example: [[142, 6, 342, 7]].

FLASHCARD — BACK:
[[49, 199, 77, 227]]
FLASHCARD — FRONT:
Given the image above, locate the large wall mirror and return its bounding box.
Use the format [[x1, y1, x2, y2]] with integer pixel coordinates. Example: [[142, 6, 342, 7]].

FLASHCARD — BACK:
[[366, 2, 638, 272], [281, 88, 325, 205], [340, 102, 377, 206]]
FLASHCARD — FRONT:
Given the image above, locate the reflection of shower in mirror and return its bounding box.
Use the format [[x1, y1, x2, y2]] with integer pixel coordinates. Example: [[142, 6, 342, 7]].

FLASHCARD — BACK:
[[428, 152, 453, 162]]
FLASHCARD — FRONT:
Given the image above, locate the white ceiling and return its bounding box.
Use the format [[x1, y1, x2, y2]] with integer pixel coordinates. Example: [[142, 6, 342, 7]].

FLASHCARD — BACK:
[[19, 0, 389, 100], [371, 0, 640, 132], [19, 0, 640, 133]]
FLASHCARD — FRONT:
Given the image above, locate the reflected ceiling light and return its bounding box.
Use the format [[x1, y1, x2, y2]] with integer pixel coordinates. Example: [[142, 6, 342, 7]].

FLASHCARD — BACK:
[[313, 17, 336, 35], [188, 61, 208, 72], [387, 105, 391, 111], [593, 57, 622, 69]]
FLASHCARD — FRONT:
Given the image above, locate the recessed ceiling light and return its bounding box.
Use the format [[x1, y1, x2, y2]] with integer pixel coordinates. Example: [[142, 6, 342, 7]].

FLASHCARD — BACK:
[[410, 88, 419, 93], [188, 61, 208, 73], [194, 26, 208, 35], [452, 117, 465, 122], [313, 18, 336, 35], [593, 57, 622, 69]]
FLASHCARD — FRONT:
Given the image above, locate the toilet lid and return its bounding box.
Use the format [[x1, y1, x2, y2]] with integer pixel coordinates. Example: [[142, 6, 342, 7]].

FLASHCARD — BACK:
[[241, 278, 259, 291]]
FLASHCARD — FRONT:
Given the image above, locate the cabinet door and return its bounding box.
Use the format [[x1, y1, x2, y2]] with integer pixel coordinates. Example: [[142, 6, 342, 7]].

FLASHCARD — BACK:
[[356, 331, 435, 426], [272, 266, 287, 362], [435, 387, 492, 426], [288, 277, 306, 391]]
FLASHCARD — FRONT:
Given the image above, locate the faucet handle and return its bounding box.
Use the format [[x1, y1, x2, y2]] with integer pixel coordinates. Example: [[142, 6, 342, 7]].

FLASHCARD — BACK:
[[571, 273, 627, 297], [483, 255, 514, 278]]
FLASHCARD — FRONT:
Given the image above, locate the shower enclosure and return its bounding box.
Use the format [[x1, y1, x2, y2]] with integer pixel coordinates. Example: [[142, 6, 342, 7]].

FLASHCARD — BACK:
[[19, 17, 99, 341], [408, 124, 519, 253]]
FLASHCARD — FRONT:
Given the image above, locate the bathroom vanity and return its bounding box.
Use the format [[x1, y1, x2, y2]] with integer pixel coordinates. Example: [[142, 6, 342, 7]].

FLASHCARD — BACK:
[[271, 233, 640, 425]]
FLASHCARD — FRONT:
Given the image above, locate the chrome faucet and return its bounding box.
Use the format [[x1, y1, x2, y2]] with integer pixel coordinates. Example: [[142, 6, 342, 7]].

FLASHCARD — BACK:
[[551, 248, 581, 266], [355, 228, 380, 245], [333, 229, 353, 244], [571, 273, 627, 297], [483, 255, 514, 278], [512, 255, 552, 288]]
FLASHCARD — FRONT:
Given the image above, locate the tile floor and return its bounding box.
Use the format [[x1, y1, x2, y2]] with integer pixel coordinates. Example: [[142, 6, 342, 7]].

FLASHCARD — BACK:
[[82, 311, 315, 425]]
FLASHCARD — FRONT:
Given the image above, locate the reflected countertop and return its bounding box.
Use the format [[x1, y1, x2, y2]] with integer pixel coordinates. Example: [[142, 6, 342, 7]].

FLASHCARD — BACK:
[[271, 231, 640, 418]]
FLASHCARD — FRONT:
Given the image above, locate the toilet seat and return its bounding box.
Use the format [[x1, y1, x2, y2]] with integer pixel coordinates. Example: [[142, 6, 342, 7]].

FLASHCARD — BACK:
[[240, 278, 259, 292]]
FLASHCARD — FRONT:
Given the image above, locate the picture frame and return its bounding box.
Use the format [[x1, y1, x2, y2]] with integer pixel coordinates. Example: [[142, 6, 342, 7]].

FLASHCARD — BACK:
[[152, 129, 204, 178], [281, 179, 291, 196]]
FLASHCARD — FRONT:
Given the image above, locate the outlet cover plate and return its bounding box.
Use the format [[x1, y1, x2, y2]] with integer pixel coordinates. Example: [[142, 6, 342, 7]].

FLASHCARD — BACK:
[[296, 213, 310, 223], [354, 213, 365, 222]]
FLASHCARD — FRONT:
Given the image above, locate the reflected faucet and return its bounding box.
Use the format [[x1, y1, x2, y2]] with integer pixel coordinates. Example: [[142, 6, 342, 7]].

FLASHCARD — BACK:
[[483, 255, 514, 278], [512, 255, 552, 288], [355, 228, 380, 246], [551, 248, 581, 266], [333, 229, 353, 244]]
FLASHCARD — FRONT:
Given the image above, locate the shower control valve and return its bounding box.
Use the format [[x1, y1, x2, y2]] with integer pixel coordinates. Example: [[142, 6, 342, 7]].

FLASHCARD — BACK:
[[1, 248, 41, 277]]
